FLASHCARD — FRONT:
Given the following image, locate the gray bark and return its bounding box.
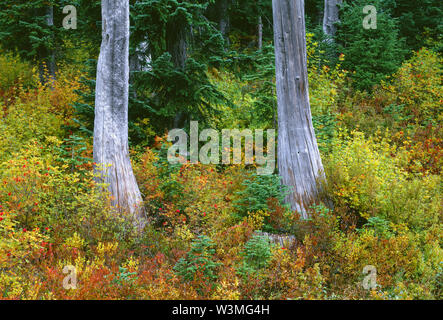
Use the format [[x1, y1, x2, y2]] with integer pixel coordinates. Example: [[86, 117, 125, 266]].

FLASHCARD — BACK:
[[258, 16, 263, 50], [206, 0, 230, 47], [94, 0, 145, 229], [130, 40, 152, 73], [323, 0, 342, 38], [256, 231, 297, 249], [39, 6, 56, 85], [218, 0, 230, 46], [272, 0, 325, 219]]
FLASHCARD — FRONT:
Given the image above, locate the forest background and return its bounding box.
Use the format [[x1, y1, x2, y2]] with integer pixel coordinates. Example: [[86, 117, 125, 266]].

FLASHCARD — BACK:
[[0, 0, 441, 300]]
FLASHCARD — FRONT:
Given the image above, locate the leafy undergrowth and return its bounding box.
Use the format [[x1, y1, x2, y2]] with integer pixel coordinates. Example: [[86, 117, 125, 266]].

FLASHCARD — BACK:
[[0, 48, 441, 300]]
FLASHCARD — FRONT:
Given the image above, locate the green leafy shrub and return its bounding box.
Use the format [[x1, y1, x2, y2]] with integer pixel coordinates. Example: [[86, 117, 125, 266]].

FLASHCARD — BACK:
[[381, 48, 443, 126], [54, 134, 91, 175], [237, 234, 272, 277], [110, 267, 138, 287], [336, 0, 406, 91], [360, 216, 393, 239], [234, 174, 287, 218], [325, 130, 441, 231], [0, 50, 37, 91], [174, 235, 222, 292]]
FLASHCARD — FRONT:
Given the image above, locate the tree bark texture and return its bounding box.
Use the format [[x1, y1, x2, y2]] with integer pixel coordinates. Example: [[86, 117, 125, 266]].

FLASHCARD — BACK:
[[258, 16, 263, 50], [166, 15, 188, 70], [130, 40, 151, 73], [218, 0, 230, 44], [272, 0, 325, 219], [94, 0, 145, 228], [39, 6, 56, 85], [323, 0, 342, 38]]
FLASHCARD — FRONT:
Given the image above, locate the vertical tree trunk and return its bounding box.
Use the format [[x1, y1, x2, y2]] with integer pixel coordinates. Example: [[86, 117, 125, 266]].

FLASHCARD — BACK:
[[206, 0, 230, 47], [258, 16, 263, 50], [167, 13, 189, 128], [94, 0, 145, 229], [166, 15, 188, 70], [130, 40, 151, 73], [323, 0, 342, 38], [218, 0, 230, 46], [129, 39, 151, 100], [39, 6, 56, 85], [272, 0, 325, 219]]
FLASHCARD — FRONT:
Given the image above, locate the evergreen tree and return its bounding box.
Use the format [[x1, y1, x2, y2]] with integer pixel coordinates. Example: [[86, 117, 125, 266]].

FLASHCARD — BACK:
[[0, 1, 60, 82], [393, 0, 442, 52], [129, 0, 227, 134], [336, 0, 406, 91]]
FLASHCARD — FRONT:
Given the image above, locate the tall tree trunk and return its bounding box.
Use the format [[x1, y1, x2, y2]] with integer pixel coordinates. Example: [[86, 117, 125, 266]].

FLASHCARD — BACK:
[[129, 1, 151, 73], [130, 40, 151, 73], [94, 0, 145, 229], [272, 0, 325, 219], [39, 6, 56, 85], [166, 15, 188, 70], [206, 0, 230, 47], [218, 0, 230, 46], [323, 0, 342, 38], [258, 16, 263, 50], [129, 39, 151, 99], [167, 13, 189, 128]]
